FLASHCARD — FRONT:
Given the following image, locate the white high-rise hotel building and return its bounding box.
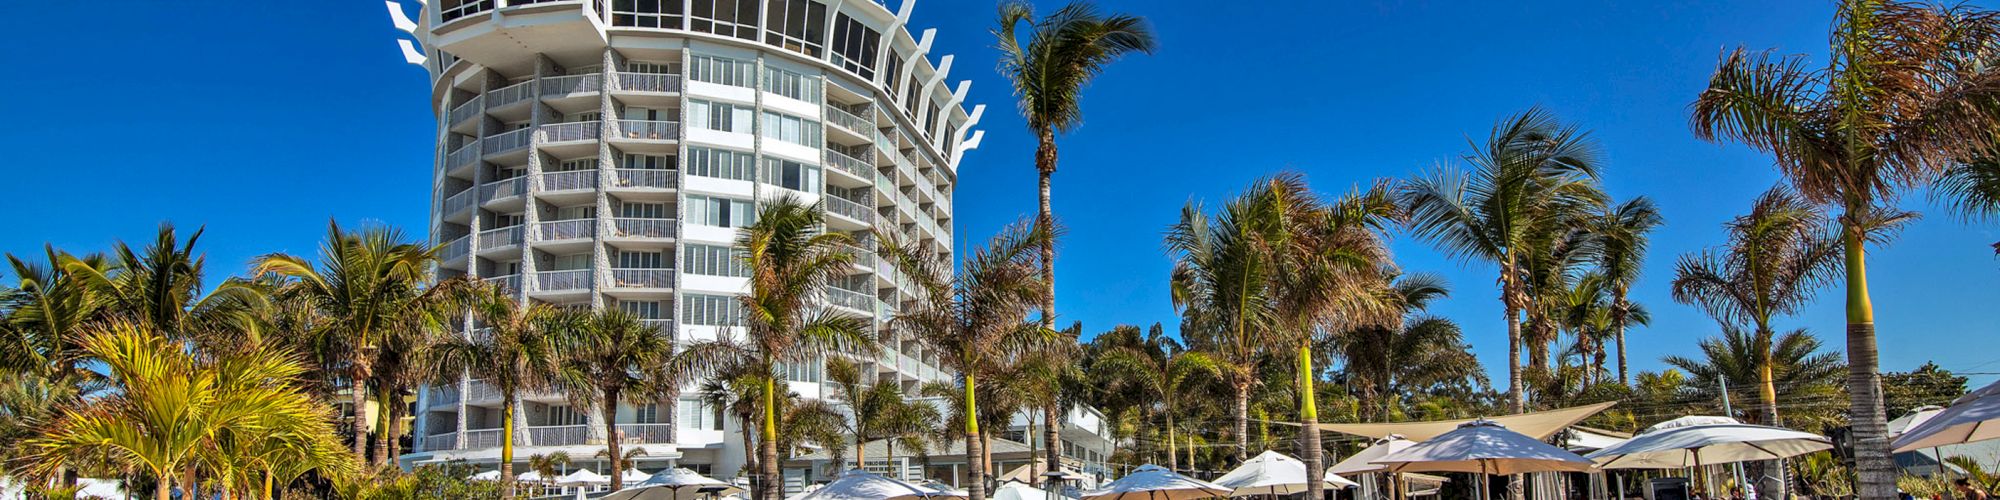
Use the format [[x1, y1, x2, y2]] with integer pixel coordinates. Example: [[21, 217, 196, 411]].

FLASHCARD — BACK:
[[400, 0, 992, 485]]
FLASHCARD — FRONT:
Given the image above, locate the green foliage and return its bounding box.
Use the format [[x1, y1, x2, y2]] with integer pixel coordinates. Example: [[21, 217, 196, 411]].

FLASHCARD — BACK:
[[1883, 362, 1969, 413]]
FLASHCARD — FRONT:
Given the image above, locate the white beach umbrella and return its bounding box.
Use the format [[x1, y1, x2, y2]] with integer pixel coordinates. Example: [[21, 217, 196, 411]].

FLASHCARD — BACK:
[[991, 481, 1054, 500], [1371, 420, 1594, 500], [787, 469, 964, 500], [517, 470, 549, 483], [1210, 450, 1357, 497], [469, 470, 502, 481], [1082, 464, 1231, 500], [557, 468, 610, 486], [621, 468, 653, 485], [1584, 421, 1832, 469], [596, 468, 745, 500], [1329, 436, 1418, 475], [1894, 379, 2000, 452]]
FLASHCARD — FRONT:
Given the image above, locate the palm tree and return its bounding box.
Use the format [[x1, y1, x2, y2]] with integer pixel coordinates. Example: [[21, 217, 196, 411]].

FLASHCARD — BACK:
[[526, 452, 573, 496], [555, 309, 678, 491], [1671, 185, 1841, 427], [882, 220, 1055, 500], [1331, 273, 1483, 421], [1592, 198, 1663, 385], [1934, 156, 2000, 253], [253, 221, 439, 462], [1400, 107, 1606, 413], [1011, 334, 1084, 491], [1165, 187, 1277, 463], [1662, 327, 1848, 433], [993, 0, 1155, 336], [675, 197, 874, 500], [1691, 2, 2000, 494], [430, 284, 575, 499], [1089, 340, 1221, 472], [17, 320, 356, 500], [3, 246, 110, 387]]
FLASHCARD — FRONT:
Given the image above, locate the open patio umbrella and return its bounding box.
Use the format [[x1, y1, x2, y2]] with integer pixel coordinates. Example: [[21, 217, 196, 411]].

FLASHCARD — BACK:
[[516, 470, 550, 483], [991, 480, 1055, 500], [597, 468, 745, 500], [1330, 436, 1418, 475], [621, 468, 653, 485], [1371, 420, 1594, 500], [1082, 464, 1230, 500], [1584, 419, 1831, 469], [1894, 379, 2000, 453], [469, 470, 502, 481], [788, 469, 964, 500], [557, 468, 610, 486], [1210, 450, 1358, 497]]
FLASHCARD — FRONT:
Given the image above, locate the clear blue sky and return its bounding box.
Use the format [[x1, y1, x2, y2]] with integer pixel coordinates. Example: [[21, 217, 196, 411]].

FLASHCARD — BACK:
[[2, 1, 1995, 388]]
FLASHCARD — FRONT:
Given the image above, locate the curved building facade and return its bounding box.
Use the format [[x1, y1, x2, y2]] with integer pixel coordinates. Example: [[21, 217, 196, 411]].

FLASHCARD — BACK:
[[401, 0, 981, 488]]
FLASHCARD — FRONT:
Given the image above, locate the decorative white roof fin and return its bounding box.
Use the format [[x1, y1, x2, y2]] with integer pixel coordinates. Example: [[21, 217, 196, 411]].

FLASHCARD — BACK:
[[895, 0, 917, 24], [398, 39, 429, 65], [387, 1, 420, 33]]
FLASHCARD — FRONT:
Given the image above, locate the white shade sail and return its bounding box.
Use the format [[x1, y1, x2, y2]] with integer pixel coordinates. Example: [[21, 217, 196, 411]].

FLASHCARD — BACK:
[[1210, 450, 1358, 497], [1083, 465, 1231, 500], [1329, 436, 1419, 475], [1318, 402, 1617, 441], [598, 468, 745, 500], [1585, 422, 1832, 469], [1894, 379, 2000, 453], [1371, 420, 1596, 475], [787, 469, 964, 500]]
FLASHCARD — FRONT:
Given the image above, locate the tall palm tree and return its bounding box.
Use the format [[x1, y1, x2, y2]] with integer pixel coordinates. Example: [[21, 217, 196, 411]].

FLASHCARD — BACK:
[[525, 452, 573, 497], [3, 247, 110, 387], [1671, 185, 1841, 427], [993, 0, 1155, 336], [1331, 273, 1483, 421], [1691, 2, 2000, 494], [675, 197, 874, 500], [882, 220, 1055, 500], [1400, 107, 1607, 413], [555, 309, 679, 491], [430, 285, 575, 500], [1089, 341, 1220, 472], [1010, 334, 1084, 491], [1592, 198, 1663, 385], [1662, 327, 1848, 433], [1165, 187, 1277, 463], [253, 221, 439, 462], [17, 320, 355, 500]]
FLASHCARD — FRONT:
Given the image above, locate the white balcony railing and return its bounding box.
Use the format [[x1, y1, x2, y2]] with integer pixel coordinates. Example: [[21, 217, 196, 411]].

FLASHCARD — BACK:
[[429, 386, 461, 408], [826, 105, 871, 134], [640, 319, 674, 335], [616, 72, 681, 93], [826, 149, 873, 180], [615, 120, 678, 141], [483, 128, 532, 154], [461, 429, 504, 449], [488, 80, 535, 108], [827, 287, 872, 312], [826, 196, 873, 224], [537, 219, 594, 240], [613, 218, 675, 238], [424, 432, 458, 451], [541, 73, 602, 96], [447, 143, 479, 171], [536, 269, 591, 291], [480, 176, 529, 201], [611, 268, 673, 289], [526, 425, 591, 446], [478, 225, 523, 248], [540, 169, 597, 191], [439, 236, 470, 263], [618, 423, 674, 444], [443, 188, 477, 215], [448, 95, 484, 125], [614, 168, 675, 189], [538, 120, 599, 143], [487, 274, 521, 294]]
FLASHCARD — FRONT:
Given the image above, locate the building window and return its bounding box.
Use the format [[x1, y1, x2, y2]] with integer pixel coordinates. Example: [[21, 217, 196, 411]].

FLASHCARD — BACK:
[[688, 55, 756, 87], [625, 61, 682, 75], [777, 360, 820, 383], [440, 0, 493, 22], [547, 253, 592, 271], [620, 153, 674, 170], [924, 103, 940, 137], [681, 293, 743, 326], [556, 158, 598, 172], [685, 146, 756, 180], [762, 0, 826, 57], [902, 76, 921, 118], [762, 66, 822, 104], [616, 249, 666, 268], [547, 405, 589, 426], [689, 99, 753, 134], [635, 402, 662, 423], [686, 194, 755, 228], [620, 202, 670, 219], [883, 54, 903, 92], [619, 300, 667, 320], [612, 0, 683, 28], [684, 244, 750, 277], [759, 111, 821, 147], [678, 398, 723, 430], [761, 158, 821, 193], [829, 14, 880, 79], [690, 0, 760, 41]]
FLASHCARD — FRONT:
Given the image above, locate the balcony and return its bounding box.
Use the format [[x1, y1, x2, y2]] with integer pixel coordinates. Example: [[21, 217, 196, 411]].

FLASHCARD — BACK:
[[478, 225, 524, 249], [826, 149, 873, 181], [424, 432, 459, 452], [612, 218, 675, 238], [539, 169, 597, 192], [826, 106, 872, 135], [614, 120, 678, 141], [461, 428, 504, 449], [826, 196, 874, 224], [483, 128, 531, 154], [480, 176, 529, 202], [611, 268, 673, 289], [527, 425, 591, 446], [613, 169, 675, 189], [827, 287, 872, 312], [487, 80, 535, 109], [439, 236, 470, 263], [541, 73, 601, 97], [616, 72, 681, 93], [641, 319, 674, 335], [536, 269, 592, 291], [429, 386, 462, 408], [487, 274, 521, 294], [537, 219, 594, 241], [539, 120, 599, 144], [446, 144, 479, 171], [443, 188, 478, 217], [448, 95, 484, 125], [617, 423, 674, 444]]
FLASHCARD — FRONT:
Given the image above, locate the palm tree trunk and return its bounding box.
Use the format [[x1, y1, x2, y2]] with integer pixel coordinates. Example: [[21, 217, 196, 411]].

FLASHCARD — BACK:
[[1755, 338, 1789, 500], [1166, 411, 1179, 473], [387, 389, 406, 465], [1043, 403, 1061, 492], [965, 372, 986, 500], [370, 389, 389, 466], [502, 396, 518, 500], [1036, 128, 1058, 334], [1232, 381, 1250, 463], [1504, 290, 1525, 413], [1298, 342, 1325, 500], [761, 375, 781, 500], [1613, 293, 1631, 386], [603, 386, 625, 491], [154, 466, 171, 500], [1840, 226, 1896, 500], [350, 360, 372, 461], [261, 471, 273, 500]]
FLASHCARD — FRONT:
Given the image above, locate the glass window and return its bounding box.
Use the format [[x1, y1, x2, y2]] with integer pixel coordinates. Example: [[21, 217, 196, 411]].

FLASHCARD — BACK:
[[883, 54, 903, 91], [683, 244, 749, 277], [829, 14, 880, 79], [688, 55, 756, 87], [762, 0, 826, 57], [612, 0, 683, 28], [620, 202, 669, 219], [548, 253, 592, 270], [688, 99, 753, 133], [761, 158, 821, 193], [759, 111, 821, 146], [619, 300, 667, 319], [678, 398, 723, 430], [685, 146, 756, 180], [685, 195, 755, 228], [620, 153, 675, 170], [556, 158, 597, 172], [635, 403, 661, 423], [625, 61, 681, 75], [762, 66, 822, 104], [690, 0, 760, 40], [681, 293, 743, 325], [547, 405, 589, 426]]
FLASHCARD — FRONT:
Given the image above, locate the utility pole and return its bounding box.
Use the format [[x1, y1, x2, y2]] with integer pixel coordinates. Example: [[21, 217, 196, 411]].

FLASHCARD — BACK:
[[1720, 374, 1747, 496]]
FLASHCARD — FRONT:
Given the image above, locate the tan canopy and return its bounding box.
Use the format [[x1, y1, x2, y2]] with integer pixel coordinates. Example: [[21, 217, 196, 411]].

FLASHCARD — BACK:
[[1315, 401, 1617, 441]]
